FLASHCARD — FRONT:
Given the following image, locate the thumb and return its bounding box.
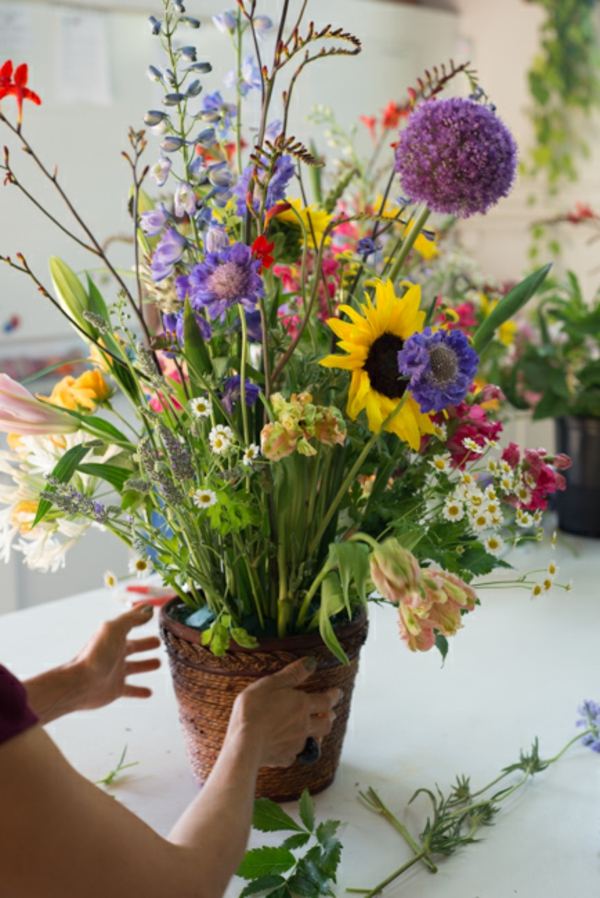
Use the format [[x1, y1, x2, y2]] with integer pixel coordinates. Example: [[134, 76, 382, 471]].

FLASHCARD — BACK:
[[270, 657, 317, 688], [113, 604, 154, 634]]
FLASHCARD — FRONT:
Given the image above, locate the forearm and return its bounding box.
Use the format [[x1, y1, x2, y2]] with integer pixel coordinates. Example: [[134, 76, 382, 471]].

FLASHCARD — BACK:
[[24, 662, 86, 724], [169, 722, 262, 897]]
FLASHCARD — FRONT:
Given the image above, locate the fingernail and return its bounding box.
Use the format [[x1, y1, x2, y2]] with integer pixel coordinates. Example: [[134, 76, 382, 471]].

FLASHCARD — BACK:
[[304, 656, 318, 672]]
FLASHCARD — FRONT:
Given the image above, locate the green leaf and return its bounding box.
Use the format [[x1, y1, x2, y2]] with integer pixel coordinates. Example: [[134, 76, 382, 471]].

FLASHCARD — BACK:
[[237, 847, 296, 880], [240, 876, 286, 898], [328, 541, 370, 613], [231, 627, 259, 649], [287, 847, 334, 897], [318, 572, 349, 665], [60, 409, 131, 446], [299, 789, 315, 833], [473, 264, 552, 354], [283, 833, 311, 850], [316, 819, 341, 849], [252, 799, 304, 834], [76, 462, 132, 491], [49, 257, 90, 335], [435, 633, 449, 663], [183, 299, 212, 381], [33, 443, 92, 526]]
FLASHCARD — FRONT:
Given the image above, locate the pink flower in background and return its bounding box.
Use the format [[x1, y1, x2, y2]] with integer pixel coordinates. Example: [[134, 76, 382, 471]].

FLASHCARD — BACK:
[[0, 374, 78, 434], [520, 448, 568, 512], [146, 353, 185, 413], [444, 402, 503, 467]]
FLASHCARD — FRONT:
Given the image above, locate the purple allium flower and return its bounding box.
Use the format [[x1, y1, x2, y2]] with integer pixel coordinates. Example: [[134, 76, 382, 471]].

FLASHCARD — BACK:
[[234, 154, 294, 216], [150, 156, 172, 187], [398, 327, 479, 413], [188, 242, 264, 320], [151, 227, 186, 282], [174, 182, 197, 218], [221, 375, 261, 414], [576, 700, 600, 753], [141, 204, 169, 236], [394, 98, 517, 218]]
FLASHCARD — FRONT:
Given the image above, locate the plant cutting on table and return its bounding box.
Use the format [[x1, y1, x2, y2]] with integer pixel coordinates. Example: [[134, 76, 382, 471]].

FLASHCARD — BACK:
[[0, 0, 571, 799]]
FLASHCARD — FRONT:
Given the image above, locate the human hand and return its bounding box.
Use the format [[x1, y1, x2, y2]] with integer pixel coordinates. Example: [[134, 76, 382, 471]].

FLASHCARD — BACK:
[[71, 605, 161, 711], [228, 658, 342, 768]]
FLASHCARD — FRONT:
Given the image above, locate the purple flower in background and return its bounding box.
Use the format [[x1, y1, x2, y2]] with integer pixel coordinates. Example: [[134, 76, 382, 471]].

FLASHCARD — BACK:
[[201, 90, 236, 132], [265, 119, 283, 141], [221, 375, 261, 414], [212, 9, 237, 34], [151, 227, 186, 282], [150, 156, 172, 187], [163, 310, 212, 345], [394, 98, 517, 218], [245, 310, 262, 343], [174, 182, 197, 218], [357, 237, 378, 258], [576, 700, 600, 753], [188, 242, 264, 319], [398, 327, 479, 413], [253, 15, 273, 35], [141, 204, 169, 236], [234, 154, 294, 216], [204, 225, 229, 254], [225, 55, 261, 96]]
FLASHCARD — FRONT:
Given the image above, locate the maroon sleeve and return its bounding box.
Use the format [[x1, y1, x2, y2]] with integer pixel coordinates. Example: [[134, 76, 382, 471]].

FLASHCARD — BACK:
[[0, 665, 38, 745]]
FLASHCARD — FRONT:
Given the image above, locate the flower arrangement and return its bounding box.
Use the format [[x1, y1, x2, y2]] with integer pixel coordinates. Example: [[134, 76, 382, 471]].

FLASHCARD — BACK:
[[0, 1, 566, 665]]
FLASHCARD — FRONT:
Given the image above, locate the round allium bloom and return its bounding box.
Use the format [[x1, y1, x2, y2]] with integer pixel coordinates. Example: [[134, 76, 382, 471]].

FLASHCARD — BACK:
[[398, 327, 478, 413], [188, 242, 264, 320], [394, 98, 517, 218]]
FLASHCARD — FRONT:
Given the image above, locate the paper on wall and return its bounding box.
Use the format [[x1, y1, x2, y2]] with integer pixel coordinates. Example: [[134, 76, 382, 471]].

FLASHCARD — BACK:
[[55, 7, 112, 106], [0, 4, 33, 60]]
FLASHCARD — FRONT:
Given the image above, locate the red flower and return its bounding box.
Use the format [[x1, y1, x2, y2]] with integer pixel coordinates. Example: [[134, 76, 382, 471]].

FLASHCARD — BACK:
[[360, 114, 377, 141], [0, 60, 42, 125], [381, 101, 406, 130], [566, 202, 597, 224], [252, 235, 275, 270]]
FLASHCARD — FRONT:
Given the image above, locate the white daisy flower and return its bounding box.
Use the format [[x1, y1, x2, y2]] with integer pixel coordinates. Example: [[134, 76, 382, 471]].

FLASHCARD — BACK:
[[499, 475, 514, 492], [460, 471, 477, 489], [484, 485, 498, 500], [192, 488, 218, 509], [515, 509, 533, 528], [430, 452, 452, 474], [542, 577, 553, 592], [469, 510, 491, 533], [547, 560, 558, 577], [189, 396, 212, 419], [486, 459, 499, 474], [432, 422, 447, 441], [499, 460, 512, 475], [443, 497, 464, 523], [531, 583, 543, 598], [468, 490, 484, 509], [462, 437, 484, 454], [129, 556, 150, 578], [104, 570, 118, 589], [209, 426, 234, 455], [485, 500, 500, 517], [515, 484, 531, 504], [242, 444, 260, 466], [484, 534, 505, 557]]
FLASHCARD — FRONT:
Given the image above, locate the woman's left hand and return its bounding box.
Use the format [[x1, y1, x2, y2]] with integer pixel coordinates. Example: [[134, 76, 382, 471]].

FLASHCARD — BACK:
[[73, 605, 161, 710]]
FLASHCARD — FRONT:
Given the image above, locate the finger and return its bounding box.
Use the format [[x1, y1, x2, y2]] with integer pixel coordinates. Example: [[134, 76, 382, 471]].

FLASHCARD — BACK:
[[123, 684, 153, 699], [270, 657, 317, 688], [125, 636, 161, 656], [113, 605, 154, 635], [307, 688, 343, 715], [125, 658, 161, 676], [309, 713, 336, 738]]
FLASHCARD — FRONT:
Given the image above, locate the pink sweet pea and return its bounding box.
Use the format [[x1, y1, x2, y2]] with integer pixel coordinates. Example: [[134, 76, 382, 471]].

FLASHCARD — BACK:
[[0, 374, 78, 434]]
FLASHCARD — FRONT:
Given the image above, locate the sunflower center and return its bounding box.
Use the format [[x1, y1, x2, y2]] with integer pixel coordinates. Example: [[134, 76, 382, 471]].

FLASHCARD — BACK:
[[208, 262, 248, 301], [364, 332, 408, 399], [428, 344, 459, 386]]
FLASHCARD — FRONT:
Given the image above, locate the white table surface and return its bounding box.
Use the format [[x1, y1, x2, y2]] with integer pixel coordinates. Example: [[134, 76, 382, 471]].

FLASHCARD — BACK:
[[1, 533, 599, 898]]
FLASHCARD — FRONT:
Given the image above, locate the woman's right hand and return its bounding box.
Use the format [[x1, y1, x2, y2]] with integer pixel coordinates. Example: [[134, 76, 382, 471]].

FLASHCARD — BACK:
[[228, 658, 342, 768]]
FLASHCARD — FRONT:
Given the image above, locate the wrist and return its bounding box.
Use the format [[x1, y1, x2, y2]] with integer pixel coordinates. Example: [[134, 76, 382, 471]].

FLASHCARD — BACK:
[[225, 713, 264, 770], [25, 661, 89, 724]]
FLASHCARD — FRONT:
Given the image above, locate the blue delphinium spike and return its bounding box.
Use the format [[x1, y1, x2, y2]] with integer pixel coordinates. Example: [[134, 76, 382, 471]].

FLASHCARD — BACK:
[[148, 16, 161, 35]]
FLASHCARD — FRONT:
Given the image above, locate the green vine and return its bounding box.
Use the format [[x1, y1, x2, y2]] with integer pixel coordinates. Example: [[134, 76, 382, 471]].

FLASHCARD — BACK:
[[524, 0, 600, 193]]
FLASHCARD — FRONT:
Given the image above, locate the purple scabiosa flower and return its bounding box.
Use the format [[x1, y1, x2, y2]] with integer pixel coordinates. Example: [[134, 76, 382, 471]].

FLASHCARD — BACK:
[[174, 182, 197, 218], [188, 242, 264, 319], [150, 156, 172, 187], [576, 700, 600, 753], [394, 98, 517, 218], [141, 204, 169, 236], [397, 327, 479, 413], [234, 154, 294, 216], [221, 375, 261, 414], [151, 227, 186, 282]]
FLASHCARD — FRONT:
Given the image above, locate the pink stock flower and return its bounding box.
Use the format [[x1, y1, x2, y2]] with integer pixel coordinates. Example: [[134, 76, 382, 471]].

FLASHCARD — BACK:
[[520, 448, 567, 512], [444, 402, 503, 467], [0, 374, 78, 435], [501, 441, 520, 468], [146, 353, 185, 413]]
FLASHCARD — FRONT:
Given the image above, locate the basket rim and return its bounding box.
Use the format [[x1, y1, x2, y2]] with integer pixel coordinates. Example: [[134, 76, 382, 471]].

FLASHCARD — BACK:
[[159, 597, 368, 654]]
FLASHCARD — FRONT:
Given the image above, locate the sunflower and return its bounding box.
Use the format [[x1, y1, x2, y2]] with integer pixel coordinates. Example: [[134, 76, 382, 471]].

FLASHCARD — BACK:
[[320, 279, 434, 450]]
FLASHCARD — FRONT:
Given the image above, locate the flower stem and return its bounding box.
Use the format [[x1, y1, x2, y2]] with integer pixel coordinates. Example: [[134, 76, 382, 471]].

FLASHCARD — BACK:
[[387, 206, 431, 285], [348, 852, 428, 897]]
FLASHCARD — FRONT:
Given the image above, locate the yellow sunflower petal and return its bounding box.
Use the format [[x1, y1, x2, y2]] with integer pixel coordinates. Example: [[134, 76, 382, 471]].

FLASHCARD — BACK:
[[347, 370, 371, 420], [320, 353, 363, 370]]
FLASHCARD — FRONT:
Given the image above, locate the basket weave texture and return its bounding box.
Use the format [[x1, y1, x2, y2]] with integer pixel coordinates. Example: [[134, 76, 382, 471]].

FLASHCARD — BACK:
[[160, 600, 369, 802]]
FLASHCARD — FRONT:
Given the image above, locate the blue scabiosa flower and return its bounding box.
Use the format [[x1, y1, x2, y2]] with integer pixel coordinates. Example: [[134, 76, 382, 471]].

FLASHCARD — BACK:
[[234, 154, 294, 216], [187, 242, 264, 319], [394, 98, 517, 218], [397, 327, 479, 413], [577, 700, 600, 753], [150, 227, 186, 282], [221, 375, 261, 414]]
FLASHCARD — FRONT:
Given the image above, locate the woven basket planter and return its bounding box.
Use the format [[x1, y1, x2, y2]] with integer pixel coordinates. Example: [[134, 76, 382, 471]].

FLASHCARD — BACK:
[[160, 599, 369, 802]]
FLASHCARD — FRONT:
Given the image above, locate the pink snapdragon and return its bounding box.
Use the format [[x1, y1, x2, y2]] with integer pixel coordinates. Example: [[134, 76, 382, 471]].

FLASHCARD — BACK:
[[0, 374, 78, 435]]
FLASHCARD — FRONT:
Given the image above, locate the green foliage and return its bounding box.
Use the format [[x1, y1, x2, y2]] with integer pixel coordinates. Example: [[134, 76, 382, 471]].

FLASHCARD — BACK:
[[33, 442, 92, 526], [472, 264, 552, 355], [238, 791, 343, 898]]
